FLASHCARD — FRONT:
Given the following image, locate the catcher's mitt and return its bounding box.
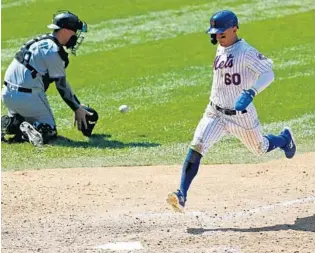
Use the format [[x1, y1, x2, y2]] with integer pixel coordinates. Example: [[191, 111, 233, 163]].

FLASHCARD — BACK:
[[81, 106, 99, 137]]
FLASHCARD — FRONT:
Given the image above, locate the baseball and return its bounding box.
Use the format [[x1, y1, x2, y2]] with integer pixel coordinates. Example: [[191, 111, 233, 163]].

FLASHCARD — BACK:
[[119, 104, 129, 113]]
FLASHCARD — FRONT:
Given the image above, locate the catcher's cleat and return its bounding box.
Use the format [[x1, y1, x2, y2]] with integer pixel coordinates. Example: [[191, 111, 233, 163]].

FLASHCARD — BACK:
[[20, 121, 44, 146], [166, 190, 186, 213], [1, 133, 7, 142], [280, 127, 296, 159]]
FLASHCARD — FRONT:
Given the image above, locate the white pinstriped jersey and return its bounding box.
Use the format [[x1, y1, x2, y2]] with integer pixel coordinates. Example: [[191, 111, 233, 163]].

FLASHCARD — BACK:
[[190, 39, 273, 157], [210, 39, 273, 109]]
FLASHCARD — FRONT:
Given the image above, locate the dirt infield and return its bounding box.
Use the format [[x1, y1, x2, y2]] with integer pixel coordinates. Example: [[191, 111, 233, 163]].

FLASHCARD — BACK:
[[2, 153, 315, 253]]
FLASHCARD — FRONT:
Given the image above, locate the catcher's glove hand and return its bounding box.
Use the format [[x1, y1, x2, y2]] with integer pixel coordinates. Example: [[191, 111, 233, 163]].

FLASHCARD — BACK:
[[81, 106, 99, 137]]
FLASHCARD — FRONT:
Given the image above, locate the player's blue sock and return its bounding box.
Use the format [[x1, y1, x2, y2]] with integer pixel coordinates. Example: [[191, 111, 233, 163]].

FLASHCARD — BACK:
[[264, 134, 288, 152], [179, 148, 202, 199]]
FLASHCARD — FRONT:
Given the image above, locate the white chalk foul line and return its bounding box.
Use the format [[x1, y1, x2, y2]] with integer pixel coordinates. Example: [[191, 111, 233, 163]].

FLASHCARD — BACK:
[[135, 195, 315, 224], [93, 196, 314, 251], [192, 195, 315, 225]]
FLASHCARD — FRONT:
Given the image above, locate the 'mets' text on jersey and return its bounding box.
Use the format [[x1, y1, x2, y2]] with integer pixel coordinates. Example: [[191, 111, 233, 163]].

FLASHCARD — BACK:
[[210, 39, 273, 109]]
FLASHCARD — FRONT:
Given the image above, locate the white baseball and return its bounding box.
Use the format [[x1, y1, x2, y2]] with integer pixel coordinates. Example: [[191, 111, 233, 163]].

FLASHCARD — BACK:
[[119, 105, 129, 113]]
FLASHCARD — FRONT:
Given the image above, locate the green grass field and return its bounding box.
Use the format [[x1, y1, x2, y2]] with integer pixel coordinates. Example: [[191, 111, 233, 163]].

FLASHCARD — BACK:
[[1, 0, 315, 171]]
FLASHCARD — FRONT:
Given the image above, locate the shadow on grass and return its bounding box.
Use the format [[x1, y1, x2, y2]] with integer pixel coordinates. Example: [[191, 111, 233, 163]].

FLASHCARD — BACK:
[[187, 215, 315, 234], [51, 134, 161, 149]]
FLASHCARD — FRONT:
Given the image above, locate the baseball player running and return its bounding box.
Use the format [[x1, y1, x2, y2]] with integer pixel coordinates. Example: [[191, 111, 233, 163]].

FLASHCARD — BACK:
[[1, 10, 98, 146], [167, 10, 296, 213]]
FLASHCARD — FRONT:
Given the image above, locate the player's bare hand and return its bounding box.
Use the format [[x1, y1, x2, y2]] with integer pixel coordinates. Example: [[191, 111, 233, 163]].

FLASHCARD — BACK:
[[74, 106, 92, 131]]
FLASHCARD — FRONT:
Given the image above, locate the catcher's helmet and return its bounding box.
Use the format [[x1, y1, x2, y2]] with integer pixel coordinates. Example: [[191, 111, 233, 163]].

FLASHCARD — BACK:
[[47, 10, 87, 33], [47, 10, 88, 55], [206, 10, 238, 34]]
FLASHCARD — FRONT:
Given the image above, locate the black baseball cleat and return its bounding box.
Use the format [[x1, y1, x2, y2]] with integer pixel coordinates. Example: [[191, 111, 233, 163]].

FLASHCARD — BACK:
[[1, 134, 8, 143], [280, 127, 296, 159], [20, 121, 44, 146]]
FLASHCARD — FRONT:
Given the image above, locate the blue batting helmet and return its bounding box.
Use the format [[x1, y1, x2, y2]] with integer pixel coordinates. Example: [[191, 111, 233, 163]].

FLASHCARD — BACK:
[[206, 10, 238, 34]]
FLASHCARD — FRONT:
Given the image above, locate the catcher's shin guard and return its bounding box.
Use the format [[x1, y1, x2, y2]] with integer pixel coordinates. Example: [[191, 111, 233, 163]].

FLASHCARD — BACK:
[[1, 114, 24, 135], [1, 114, 26, 143]]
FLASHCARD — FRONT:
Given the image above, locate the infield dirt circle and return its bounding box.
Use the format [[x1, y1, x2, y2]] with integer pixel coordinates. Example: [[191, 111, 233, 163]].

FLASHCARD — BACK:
[[2, 153, 315, 253]]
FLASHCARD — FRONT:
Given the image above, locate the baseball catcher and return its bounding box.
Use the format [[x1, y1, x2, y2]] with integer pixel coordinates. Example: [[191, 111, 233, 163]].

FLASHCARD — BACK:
[[1, 10, 98, 146]]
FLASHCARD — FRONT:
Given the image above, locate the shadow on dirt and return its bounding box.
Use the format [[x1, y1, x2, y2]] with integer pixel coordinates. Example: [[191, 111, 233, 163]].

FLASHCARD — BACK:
[[187, 215, 315, 234]]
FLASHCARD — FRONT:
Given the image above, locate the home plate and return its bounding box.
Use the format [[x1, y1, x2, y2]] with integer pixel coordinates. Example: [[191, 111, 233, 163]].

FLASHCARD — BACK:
[[95, 241, 144, 251]]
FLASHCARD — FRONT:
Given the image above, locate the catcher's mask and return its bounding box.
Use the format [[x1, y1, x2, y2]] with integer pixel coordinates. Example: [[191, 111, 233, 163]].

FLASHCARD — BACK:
[[206, 10, 238, 45], [47, 10, 88, 55]]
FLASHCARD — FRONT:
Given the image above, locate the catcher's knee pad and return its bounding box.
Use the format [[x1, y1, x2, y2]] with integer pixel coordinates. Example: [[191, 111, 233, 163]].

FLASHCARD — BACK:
[[1, 114, 25, 135], [33, 122, 57, 144]]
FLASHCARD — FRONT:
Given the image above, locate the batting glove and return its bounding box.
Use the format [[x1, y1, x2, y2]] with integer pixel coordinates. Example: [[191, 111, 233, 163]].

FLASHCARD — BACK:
[[234, 89, 256, 111]]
